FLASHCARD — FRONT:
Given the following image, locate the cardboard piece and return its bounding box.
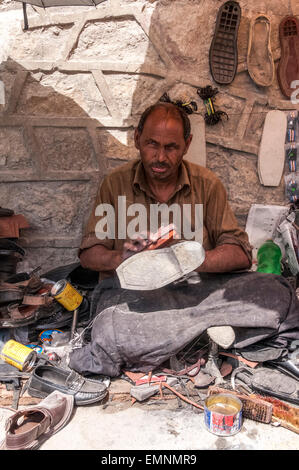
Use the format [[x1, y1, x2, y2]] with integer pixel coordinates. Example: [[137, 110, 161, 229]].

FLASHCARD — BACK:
[[185, 114, 206, 167], [258, 110, 287, 186]]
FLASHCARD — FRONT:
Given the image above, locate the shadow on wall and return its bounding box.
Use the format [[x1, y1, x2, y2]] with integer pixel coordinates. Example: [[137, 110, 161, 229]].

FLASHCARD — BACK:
[[0, 0, 293, 272], [0, 0, 211, 273]]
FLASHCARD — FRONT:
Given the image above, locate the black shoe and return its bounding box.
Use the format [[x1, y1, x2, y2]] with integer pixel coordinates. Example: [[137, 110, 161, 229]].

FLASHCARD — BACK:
[[267, 359, 299, 381], [27, 364, 108, 406], [35, 298, 90, 330]]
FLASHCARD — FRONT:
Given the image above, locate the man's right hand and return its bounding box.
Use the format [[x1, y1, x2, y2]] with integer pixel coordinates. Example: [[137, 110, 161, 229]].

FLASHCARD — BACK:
[[122, 236, 150, 260]]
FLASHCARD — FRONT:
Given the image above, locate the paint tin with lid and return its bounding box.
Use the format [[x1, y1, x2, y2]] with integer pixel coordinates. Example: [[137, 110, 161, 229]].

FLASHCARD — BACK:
[[51, 279, 83, 311], [204, 393, 243, 436], [0, 340, 37, 371]]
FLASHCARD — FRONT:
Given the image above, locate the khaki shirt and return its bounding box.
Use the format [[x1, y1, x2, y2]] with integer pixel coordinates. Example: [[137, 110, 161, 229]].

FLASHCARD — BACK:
[[80, 159, 252, 276]]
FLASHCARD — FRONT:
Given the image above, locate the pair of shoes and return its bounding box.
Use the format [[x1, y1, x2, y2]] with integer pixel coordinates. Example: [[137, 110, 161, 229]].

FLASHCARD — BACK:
[[0, 391, 74, 450], [248, 14, 299, 95], [116, 241, 205, 290], [0, 275, 54, 328], [27, 364, 108, 406]]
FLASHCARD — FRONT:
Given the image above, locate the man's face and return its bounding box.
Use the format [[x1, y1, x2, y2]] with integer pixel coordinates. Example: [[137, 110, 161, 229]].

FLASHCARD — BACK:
[[134, 109, 192, 183]]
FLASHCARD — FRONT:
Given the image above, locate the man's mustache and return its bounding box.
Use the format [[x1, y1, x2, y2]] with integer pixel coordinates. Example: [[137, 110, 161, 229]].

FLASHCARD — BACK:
[[150, 162, 170, 169]]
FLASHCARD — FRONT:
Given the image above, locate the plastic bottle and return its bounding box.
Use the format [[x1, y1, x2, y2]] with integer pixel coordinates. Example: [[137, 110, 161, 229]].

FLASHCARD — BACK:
[[256, 239, 282, 275]]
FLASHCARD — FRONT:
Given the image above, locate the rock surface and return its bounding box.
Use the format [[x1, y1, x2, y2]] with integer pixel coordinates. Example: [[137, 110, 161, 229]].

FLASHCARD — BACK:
[[0, 0, 297, 271]]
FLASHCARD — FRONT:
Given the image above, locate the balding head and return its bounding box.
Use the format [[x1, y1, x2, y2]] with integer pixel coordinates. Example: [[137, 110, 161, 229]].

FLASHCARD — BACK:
[[137, 102, 191, 142]]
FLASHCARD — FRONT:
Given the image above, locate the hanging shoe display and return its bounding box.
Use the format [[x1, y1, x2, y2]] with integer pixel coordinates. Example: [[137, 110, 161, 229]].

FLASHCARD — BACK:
[[277, 16, 299, 98], [247, 14, 275, 87], [209, 1, 241, 85]]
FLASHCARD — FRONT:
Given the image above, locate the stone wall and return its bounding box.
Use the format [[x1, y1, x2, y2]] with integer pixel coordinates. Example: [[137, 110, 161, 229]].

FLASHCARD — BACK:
[[0, 0, 298, 273]]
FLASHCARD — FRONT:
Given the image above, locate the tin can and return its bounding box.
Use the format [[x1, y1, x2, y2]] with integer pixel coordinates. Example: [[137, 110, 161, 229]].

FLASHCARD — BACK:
[[51, 279, 83, 311], [26, 343, 44, 354], [204, 393, 242, 436], [0, 340, 37, 371]]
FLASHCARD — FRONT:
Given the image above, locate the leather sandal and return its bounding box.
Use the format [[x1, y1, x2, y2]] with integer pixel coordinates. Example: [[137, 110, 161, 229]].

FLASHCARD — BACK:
[[277, 16, 299, 98], [0, 304, 40, 328], [0, 390, 74, 450], [209, 1, 241, 85], [247, 14, 274, 87]]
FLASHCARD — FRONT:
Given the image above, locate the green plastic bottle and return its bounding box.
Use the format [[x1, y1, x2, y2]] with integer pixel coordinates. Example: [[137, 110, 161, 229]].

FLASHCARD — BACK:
[[256, 239, 282, 275]]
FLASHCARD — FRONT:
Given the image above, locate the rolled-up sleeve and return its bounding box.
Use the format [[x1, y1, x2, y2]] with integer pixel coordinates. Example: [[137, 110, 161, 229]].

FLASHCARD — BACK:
[[205, 177, 253, 266]]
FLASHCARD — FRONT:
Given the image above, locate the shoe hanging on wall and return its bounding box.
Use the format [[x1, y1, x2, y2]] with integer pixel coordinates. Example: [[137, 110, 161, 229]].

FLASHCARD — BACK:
[[209, 1, 241, 85], [277, 16, 299, 98], [247, 14, 274, 87]]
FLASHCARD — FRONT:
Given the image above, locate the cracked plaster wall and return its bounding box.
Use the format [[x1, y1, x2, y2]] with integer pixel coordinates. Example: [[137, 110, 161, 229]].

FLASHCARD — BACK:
[[0, 0, 298, 273]]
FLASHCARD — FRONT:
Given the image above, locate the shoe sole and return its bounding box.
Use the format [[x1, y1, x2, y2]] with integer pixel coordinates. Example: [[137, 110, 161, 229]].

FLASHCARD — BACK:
[[117, 241, 205, 290], [247, 15, 274, 87], [209, 1, 241, 85], [277, 16, 299, 98], [28, 385, 108, 406]]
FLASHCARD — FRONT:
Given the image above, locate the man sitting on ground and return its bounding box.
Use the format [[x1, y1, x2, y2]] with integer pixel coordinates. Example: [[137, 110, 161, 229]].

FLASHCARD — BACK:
[[68, 100, 299, 379], [79, 101, 252, 277]]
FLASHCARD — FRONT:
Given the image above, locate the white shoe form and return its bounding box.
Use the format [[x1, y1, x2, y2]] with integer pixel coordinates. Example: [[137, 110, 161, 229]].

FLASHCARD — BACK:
[[116, 241, 205, 290], [207, 325, 236, 349]]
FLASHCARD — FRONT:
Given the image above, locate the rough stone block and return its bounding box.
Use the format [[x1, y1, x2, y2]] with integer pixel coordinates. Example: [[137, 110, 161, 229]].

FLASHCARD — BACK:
[[104, 73, 164, 118], [0, 181, 91, 238], [11, 24, 74, 61], [0, 127, 32, 170], [18, 247, 79, 275], [17, 71, 109, 119], [244, 103, 267, 147], [70, 18, 163, 68], [34, 127, 97, 171], [97, 127, 139, 160]]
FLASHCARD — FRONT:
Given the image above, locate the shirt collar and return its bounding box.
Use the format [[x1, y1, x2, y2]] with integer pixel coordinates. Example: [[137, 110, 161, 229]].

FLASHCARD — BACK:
[[133, 160, 191, 199]]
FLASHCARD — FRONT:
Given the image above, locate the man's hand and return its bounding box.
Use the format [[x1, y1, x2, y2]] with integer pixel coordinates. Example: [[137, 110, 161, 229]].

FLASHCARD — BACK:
[[122, 237, 150, 260], [80, 244, 123, 272], [79, 233, 154, 271], [195, 244, 251, 273]]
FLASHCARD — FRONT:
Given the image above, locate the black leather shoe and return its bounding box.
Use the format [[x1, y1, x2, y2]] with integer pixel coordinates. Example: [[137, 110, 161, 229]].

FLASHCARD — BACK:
[[27, 364, 108, 405], [34, 298, 90, 330], [268, 359, 299, 381]]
